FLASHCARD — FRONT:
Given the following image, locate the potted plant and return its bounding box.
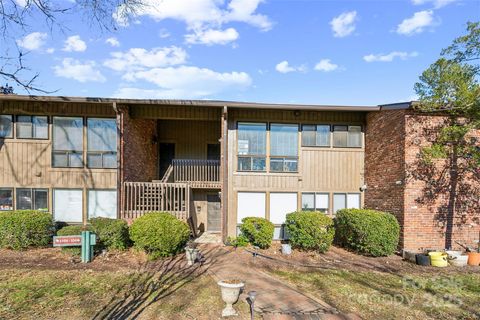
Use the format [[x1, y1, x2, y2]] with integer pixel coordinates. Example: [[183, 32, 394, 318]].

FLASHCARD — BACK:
[[185, 242, 199, 266], [217, 279, 245, 317]]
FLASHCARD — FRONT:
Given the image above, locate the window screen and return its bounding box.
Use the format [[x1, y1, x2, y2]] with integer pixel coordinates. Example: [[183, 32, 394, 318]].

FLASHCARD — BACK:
[[270, 124, 298, 172], [16, 189, 32, 210], [315, 193, 329, 212], [237, 123, 266, 171], [333, 193, 346, 213], [269, 192, 297, 224], [347, 193, 361, 209], [302, 125, 330, 147], [53, 117, 83, 167], [87, 118, 117, 168], [0, 188, 13, 211], [54, 189, 83, 222], [15, 188, 48, 211], [301, 193, 315, 210], [88, 190, 117, 219], [0, 115, 13, 138], [16, 116, 48, 139], [237, 192, 265, 223]]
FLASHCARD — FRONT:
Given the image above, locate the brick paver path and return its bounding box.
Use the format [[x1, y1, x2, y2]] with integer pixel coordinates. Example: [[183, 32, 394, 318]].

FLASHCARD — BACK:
[[201, 245, 360, 320]]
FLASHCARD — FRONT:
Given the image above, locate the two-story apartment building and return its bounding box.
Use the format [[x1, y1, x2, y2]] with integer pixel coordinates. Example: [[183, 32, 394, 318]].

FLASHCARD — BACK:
[[1, 95, 478, 252]]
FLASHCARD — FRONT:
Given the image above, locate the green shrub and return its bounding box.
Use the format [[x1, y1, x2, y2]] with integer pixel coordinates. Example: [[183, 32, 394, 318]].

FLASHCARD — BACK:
[[240, 217, 274, 249], [89, 218, 130, 251], [334, 209, 400, 257], [57, 225, 92, 255], [129, 212, 190, 259], [227, 235, 249, 248], [0, 210, 54, 250], [285, 211, 334, 253]]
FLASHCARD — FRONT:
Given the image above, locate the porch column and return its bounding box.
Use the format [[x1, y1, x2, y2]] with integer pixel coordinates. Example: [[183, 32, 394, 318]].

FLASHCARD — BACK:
[[113, 103, 129, 220]]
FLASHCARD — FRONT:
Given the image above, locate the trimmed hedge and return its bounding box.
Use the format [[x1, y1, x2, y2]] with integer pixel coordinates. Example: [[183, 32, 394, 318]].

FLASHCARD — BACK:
[[0, 210, 54, 250], [334, 209, 400, 257], [129, 212, 190, 259], [90, 218, 130, 250], [240, 217, 274, 249], [285, 211, 334, 253]]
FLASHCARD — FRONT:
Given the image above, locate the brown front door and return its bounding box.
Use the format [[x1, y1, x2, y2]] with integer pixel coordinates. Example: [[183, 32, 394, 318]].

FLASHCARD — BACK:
[[207, 194, 221, 232], [159, 143, 175, 179]]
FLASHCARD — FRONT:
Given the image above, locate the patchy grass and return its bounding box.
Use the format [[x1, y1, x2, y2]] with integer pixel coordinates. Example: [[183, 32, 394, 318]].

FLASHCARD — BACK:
[[0, 268, 251, 320], [269, 268, 480, 320]]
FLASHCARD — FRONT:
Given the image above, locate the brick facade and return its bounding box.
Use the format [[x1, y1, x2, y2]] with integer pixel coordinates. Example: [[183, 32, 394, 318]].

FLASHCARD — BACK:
[[366, 109, 480, 251]]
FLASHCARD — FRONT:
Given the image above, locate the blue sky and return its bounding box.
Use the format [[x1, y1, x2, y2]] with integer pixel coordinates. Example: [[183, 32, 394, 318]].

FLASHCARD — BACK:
[[7, 0, 480, 105]]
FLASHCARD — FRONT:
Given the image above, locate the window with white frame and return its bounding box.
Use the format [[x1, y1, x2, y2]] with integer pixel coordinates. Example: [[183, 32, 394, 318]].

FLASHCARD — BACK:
[[16, 188, 48, 211], [88, 190, 117, 219], [237, 192, 266, 223], [0, 115, 13, 138], [237, 122, 267, 171], [87, 118, 117, 168], [301, 193, 329, 213], [333, 193, 361, 213], [53, 117, 83, 167], [332, 125, 362, 148], [53, 189, 83, 222], [302, 124, 330, 147], [270, 124, 299, 172], [0, 188, 13, 211], [16, 116, 48, 139], [270, 192, 297, 239]]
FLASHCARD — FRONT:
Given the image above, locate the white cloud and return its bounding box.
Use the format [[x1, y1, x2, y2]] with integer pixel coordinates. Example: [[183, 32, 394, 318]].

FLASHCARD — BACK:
[[16, 32, 48, 51], [114, 0, 272, 45], [115, 65, 252, 99], [63, 35, 87, 52], [275, 60, 306, 73], [46, 48, 55, 54], [104, 46, 187, 72], [185, 27, 239, 45], [396, 10, 434, 35], [106, 37, 120, 47], [411, 0, 457, 9], [53, 58, 106, 82], [363, 51, 418, 62], [330, 11, 357, 38], [314, 59, 339, 72]]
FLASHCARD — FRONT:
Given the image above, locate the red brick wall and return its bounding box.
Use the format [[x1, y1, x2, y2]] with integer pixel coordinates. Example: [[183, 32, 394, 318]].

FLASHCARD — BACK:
[[366, 109, 480, 251], [365, 109, 406, 248], [122, 111, 158, 182], [403, 113, 480, 251]]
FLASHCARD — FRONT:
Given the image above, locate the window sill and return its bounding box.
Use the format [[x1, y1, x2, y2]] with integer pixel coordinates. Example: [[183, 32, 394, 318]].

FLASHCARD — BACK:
[[234, 171, 301, 177]]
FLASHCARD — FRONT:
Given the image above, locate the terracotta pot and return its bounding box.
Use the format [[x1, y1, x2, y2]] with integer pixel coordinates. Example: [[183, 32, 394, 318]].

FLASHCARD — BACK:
[[218, 280, 245, 317], [467, 252, 480, 266]]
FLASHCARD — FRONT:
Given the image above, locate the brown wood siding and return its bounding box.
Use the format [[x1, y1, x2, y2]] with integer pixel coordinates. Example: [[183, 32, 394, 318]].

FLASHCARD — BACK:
[[157, 120, 221, 159], [0, 101, 114, 116], [226, 109, 366, 236], [130, 105, 221, 121]]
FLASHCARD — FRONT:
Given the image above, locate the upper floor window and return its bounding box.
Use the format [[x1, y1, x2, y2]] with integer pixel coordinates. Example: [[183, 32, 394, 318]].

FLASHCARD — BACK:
[[0, 115, 13, 138], [270, 123, 298, 172], [302, 124, 330, 147], [16, 116, 48, 139], [87, 118, 117, 168], [332, 125, 362, 148], [52, 117, 83, 168], [237, 122, 267, 171]]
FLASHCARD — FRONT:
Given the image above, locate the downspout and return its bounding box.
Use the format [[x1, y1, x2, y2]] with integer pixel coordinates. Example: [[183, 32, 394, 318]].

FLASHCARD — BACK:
[[221, 106, 229, 242], [113, 102, 124, 220]]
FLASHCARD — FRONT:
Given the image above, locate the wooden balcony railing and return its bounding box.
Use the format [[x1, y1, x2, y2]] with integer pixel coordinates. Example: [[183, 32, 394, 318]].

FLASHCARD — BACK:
[[122, 182, 191, 221], [172, 159, 220, 185]]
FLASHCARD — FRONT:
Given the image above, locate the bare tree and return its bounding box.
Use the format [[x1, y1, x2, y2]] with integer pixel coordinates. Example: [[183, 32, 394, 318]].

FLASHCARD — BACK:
[[0, 0, 145, 93]]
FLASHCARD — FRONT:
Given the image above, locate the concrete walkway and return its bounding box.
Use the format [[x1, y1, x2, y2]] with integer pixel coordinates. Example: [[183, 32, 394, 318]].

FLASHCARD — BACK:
[[202, 245, 359, 320]]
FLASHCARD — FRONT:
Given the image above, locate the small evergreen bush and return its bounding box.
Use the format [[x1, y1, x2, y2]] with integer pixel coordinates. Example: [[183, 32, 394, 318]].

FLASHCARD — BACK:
[[285, 211, 334, 253], [334, 209, 400, 256], [240, 217, 274, 249], [0, 210, 54, 250], [90, 217, 130, 250], [129, 212, 190, 259]]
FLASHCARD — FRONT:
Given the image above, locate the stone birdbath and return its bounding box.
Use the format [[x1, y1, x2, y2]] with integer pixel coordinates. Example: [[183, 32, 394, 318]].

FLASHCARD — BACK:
[[217, 279, 245, 317]]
